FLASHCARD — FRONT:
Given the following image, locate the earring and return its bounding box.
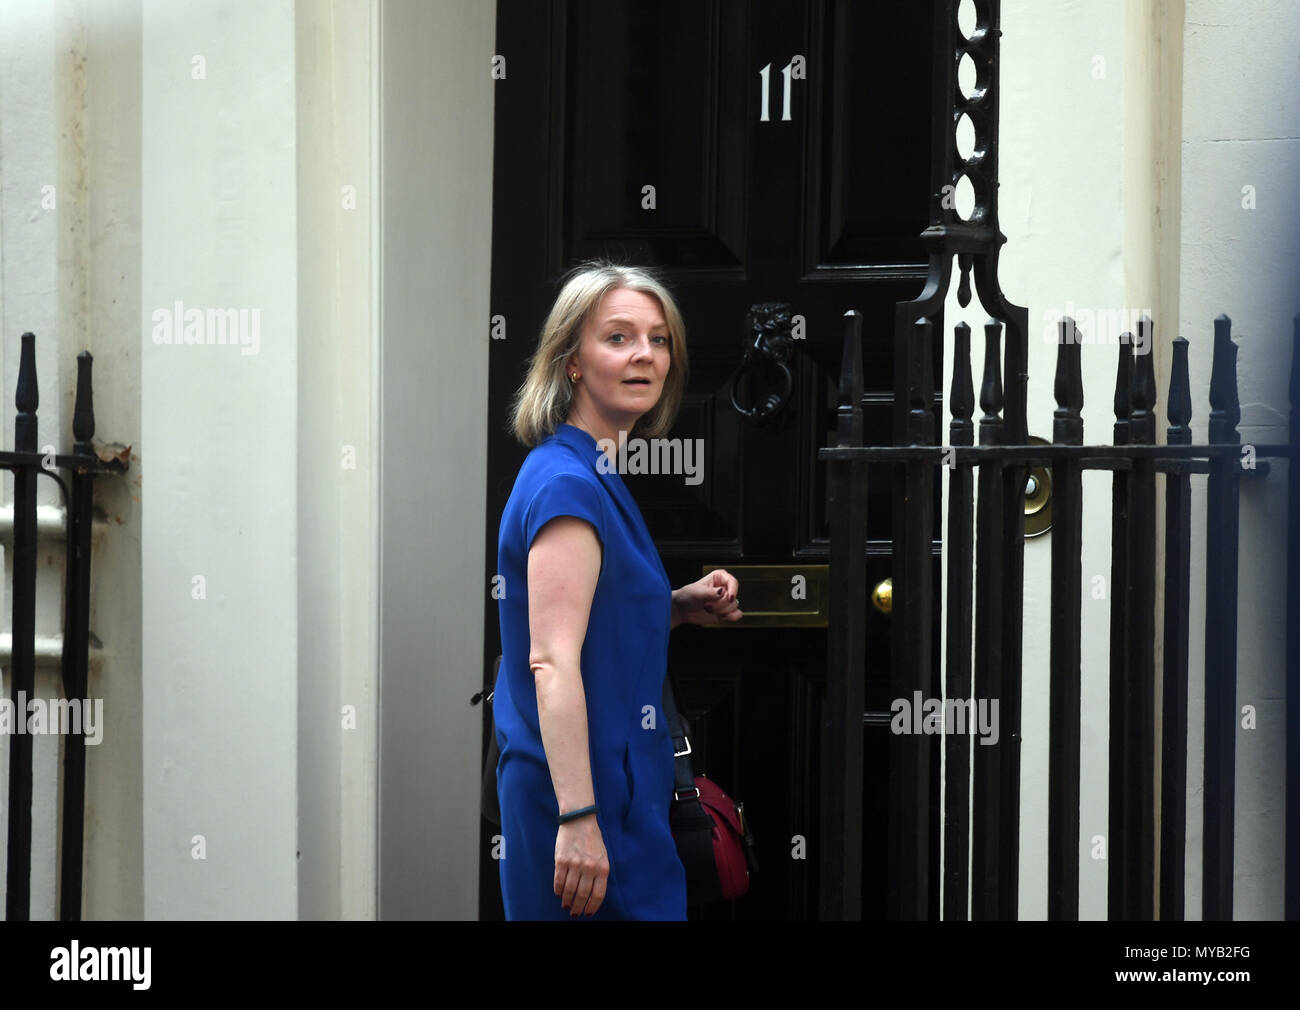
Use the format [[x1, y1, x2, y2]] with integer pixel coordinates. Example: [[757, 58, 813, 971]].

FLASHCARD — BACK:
[[569, 372, 579, 382]]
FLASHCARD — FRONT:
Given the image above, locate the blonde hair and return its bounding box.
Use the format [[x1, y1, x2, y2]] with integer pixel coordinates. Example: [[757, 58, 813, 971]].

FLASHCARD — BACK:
[[510, 259, 689, 447]]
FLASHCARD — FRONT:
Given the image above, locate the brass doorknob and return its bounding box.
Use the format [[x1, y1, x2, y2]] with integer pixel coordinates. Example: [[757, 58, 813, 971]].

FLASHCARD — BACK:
[[871, 578, 892, 615]]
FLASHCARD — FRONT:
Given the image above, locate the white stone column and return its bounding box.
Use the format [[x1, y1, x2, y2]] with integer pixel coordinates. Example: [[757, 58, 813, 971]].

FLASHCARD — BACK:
[[377, 0, 495, 920], [295, 0, 381, 921], [141, 0, 299, 918]]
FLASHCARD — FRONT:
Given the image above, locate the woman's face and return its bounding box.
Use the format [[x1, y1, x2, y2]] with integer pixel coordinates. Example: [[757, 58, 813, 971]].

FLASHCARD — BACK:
[[568, 287, 672, 432]]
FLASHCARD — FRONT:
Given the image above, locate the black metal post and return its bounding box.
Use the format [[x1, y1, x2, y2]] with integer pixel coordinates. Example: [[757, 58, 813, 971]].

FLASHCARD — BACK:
[[1125, 319, 1158, 920], [890, 317, 936, 920], [58, 351, 97, 921], [6, 333, 39, 921], [1047, 319, 1083, 919], [1107, 342, 1133, 920], [971, 319, 1005, 919], [1159, 335, 1193, 920], [820, 310, 866, 920], [943, 321, 975, 920], [963, 0, 1030, 916], [1203, 315, 1241, 920]]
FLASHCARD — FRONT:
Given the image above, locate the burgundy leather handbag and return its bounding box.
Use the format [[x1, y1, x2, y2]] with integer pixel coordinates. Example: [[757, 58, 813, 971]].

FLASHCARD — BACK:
[[663, 673, 759, 903]]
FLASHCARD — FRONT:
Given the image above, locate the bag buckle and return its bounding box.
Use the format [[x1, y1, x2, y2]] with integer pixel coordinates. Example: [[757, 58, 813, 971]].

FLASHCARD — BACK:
[[674, 785, 700, 801], [673, 735, 692, 759]]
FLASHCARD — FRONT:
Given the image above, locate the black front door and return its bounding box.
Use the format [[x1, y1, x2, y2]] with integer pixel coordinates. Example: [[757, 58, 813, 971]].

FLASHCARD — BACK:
[[482, 0, 936, 920]]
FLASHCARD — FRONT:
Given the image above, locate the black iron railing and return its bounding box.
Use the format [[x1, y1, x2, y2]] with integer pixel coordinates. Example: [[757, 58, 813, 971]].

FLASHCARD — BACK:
[[817, 0, 1297, 921], [4, 332, 127, 921], [822, 309, 1297, 920]]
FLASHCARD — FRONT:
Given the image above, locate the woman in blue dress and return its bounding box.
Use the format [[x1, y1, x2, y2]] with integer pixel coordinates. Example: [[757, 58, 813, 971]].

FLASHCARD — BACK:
[[494, 260, 743, 920]]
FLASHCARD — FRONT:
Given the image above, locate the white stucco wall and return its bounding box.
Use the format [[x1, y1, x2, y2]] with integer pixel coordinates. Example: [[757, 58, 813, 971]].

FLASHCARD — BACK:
[[141, 0, 299, 917], [1179, 0, 1298, 921], [76, 0, 147, 921]]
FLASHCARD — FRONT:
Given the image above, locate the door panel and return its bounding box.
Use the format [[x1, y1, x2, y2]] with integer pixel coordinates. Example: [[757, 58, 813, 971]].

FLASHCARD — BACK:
[[483, 0, 937, 920]]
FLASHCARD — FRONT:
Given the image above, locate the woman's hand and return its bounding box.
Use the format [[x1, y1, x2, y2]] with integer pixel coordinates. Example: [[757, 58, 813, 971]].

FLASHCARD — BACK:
[[671, 569, 743, 628], [554, 815, 610, 916]]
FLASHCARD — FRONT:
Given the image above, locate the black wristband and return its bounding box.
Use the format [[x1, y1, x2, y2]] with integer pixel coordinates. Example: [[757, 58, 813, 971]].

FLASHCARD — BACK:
[[556, 804, 597, 826]]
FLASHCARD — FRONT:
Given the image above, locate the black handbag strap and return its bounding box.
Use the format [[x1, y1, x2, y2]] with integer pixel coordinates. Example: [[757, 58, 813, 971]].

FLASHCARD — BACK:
[[660, 667, 700, 800], [661, 670, 716, 849]]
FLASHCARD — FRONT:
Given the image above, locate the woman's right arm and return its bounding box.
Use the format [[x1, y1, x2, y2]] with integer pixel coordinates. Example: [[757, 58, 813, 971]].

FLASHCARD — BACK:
[[527, 515, 608, 917]]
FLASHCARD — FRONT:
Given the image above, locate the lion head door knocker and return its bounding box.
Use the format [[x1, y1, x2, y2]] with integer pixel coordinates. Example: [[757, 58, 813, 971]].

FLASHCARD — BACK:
[[729, 302, 797, 429]]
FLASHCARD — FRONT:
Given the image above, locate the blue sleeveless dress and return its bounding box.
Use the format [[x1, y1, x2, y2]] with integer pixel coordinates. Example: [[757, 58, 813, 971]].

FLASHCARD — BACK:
[[494, 422, 687, 920]]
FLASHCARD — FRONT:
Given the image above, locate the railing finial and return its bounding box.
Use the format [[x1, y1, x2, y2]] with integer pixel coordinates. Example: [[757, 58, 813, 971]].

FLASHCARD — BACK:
[[1113, 340, 1133, 423], [73, 351, 95, 453], [15, 332, 37, 453], [1167, 336, 1192, 445], [1208, 315, 1240, 444], [1129, 316, 1158, 444], [978, 318, 1004, 442], [1053, 318, 1083, 444]]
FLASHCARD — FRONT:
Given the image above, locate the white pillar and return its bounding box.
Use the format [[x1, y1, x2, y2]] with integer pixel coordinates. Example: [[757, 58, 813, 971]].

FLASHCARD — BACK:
[[295, 0, 381, 920], [141, 0, 299, 917], [377, 0, 495, 919]]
